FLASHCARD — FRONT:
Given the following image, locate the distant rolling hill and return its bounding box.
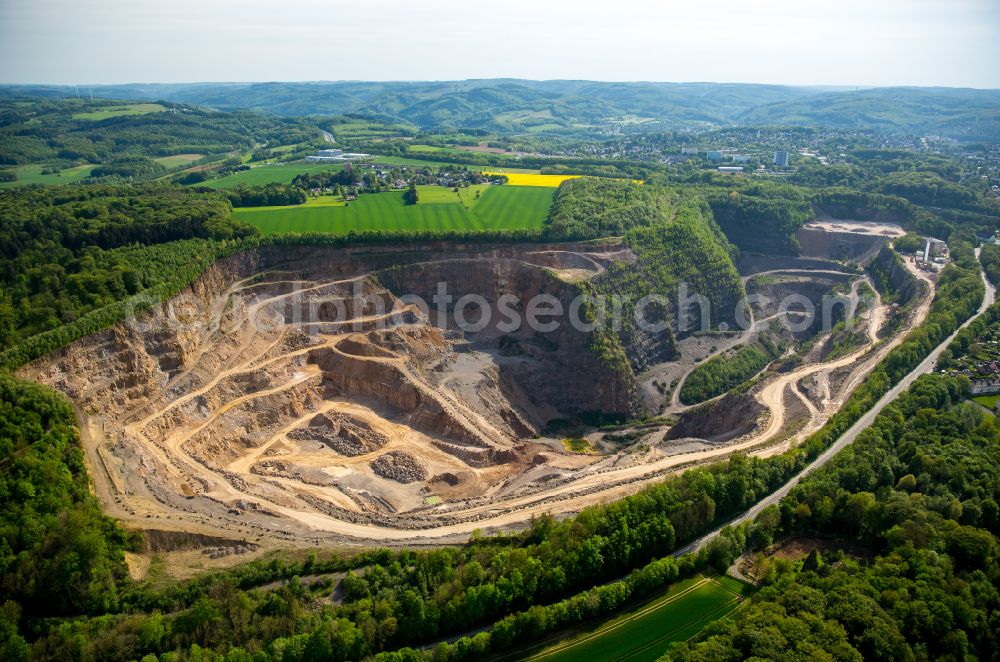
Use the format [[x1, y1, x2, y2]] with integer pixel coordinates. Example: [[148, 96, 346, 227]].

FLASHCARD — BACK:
[[737, 87, 1000, 142], [2, 80, 998, 139]]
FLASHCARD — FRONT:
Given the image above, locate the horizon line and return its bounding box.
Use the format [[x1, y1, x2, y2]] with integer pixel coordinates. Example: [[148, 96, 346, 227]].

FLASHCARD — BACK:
[[2, 79, 999, 92]]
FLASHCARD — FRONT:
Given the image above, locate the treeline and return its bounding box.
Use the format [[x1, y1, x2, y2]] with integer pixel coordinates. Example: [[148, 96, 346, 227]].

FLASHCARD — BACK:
[[939, 301, 1000, 370], [0, 375, 134, 637], [0, 185, 255, 349], [291, 167, 359, 190], [540, 163, 643, 179], [355, 141, 654, 181], [89, 156, 167, 180], [979, 242, 1000, 285], [223, 183, 307, 207], [796, 240, 983, 465], [671, 372, 999, 660], [679, 336, 781, 405], [546, 178, 678, 239], [705, 184, 813, 255], [878, 169, 980, 209]]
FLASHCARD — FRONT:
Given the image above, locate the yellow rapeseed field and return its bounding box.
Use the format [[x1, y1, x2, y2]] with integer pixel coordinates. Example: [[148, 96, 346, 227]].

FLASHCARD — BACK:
[[484, 172, 581, 187]]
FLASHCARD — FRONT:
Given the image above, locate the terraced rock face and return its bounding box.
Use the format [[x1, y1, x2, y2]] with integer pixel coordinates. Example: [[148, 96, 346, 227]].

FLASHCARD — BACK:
[[21, 242, 642, 542], [20, 240, 912, 550]]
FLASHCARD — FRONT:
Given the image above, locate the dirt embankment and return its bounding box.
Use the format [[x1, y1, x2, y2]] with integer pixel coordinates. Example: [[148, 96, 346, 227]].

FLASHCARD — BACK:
[[20, 241, 659, 548], [17, 237, 932, 559], [868, 244, 920, 305], [667, 393, 763, 442]]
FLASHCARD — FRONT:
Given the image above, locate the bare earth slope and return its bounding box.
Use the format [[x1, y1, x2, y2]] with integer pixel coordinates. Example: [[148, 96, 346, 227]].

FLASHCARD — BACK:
[[20, 241, 932, 551]]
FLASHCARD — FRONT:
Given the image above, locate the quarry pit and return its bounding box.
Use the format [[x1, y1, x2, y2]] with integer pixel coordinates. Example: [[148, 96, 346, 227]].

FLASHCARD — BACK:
[[20, 236, 932, 555]]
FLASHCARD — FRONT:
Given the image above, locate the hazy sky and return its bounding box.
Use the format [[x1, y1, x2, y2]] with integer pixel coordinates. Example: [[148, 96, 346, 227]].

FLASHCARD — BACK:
[[2, 0, 999, 87]]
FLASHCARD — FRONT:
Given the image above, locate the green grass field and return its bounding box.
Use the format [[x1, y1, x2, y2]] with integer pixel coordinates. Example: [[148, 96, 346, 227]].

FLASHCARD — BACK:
[[519, 576, 745, 662], [0, 163, 96, 188], [972, 394, 1000, 410], [153, 153, 205, 168], [330, 121, 413, 141], [236, 185, 553, 235], [72, 103, 166, 120], [198, 162, 347, 189]]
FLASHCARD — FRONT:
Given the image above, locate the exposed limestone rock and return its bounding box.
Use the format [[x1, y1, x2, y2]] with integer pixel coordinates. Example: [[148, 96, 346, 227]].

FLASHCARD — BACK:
[[288, 412, 389, 456], [667, 392, 763, 442], [371, 451, 428, 484]]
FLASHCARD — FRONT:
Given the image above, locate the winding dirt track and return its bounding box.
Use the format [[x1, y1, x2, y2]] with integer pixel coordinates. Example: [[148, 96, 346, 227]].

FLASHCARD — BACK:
[[677, 250, 993, 556], [57, 252, 944, 547]]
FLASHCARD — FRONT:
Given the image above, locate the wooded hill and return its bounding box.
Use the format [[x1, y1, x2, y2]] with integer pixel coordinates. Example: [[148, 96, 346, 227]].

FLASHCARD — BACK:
[[4, 81, 998, 140]]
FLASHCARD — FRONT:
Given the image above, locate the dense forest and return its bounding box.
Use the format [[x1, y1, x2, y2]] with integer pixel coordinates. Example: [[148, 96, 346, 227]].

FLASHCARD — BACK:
[[547, 181, 747, 372], [0, 185, 255, 352], [670, 376, 1000, 659], [705, 184, 813, 255], [546, 178, 680, 239], [680, 337, 782, 405]]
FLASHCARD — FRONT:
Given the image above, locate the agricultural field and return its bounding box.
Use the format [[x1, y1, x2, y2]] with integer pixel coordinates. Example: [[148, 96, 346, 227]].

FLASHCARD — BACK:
[[153, 153, 205, 168], [0, 163, 96, 188], [236, 184, 553, 235], [71, 102, 166, 120], [479, 165, 543, 175], [329, 120, 415, 141], [515, 576, 745, 662], [486, 172, 581, 187], [408, 144, 450, 153], [413, 183, 490, 205]]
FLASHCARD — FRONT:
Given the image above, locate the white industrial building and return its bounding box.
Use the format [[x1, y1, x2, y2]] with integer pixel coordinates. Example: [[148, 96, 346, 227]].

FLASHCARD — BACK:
[[305, 148, 372, 163]]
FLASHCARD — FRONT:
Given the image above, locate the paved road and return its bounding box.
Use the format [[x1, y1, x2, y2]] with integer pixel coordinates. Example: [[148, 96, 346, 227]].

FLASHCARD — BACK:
[[675, 252, 995, 556]]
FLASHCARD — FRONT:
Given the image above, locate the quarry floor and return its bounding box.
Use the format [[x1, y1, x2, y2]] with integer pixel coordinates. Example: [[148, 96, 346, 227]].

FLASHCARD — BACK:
[[22, 245, 938, 574]]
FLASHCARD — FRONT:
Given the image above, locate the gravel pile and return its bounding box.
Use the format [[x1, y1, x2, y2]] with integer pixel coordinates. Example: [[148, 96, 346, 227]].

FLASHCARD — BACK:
[[371, 451, 427, 484], [289, 413, 388, 456], [201, 543, 259, 559]]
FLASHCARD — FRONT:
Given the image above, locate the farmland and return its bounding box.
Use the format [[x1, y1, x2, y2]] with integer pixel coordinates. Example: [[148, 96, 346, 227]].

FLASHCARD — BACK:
[[71, 102, 166, 120], [0, 163, 96, 187], [486, 172, 581, 187], [236, 184, 554, 234], [153, 153, 205, 168], [515, 576, 745, 662], [197, 162, 347, 189]]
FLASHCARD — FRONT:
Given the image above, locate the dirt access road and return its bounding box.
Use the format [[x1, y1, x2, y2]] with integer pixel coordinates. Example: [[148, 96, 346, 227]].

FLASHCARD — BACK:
[[675, 251, 994, 556], [49, 247, 942, 550]]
